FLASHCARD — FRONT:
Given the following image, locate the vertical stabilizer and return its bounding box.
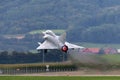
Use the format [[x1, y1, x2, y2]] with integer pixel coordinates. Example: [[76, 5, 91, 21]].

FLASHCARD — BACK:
[[59, 32, 66, 44]]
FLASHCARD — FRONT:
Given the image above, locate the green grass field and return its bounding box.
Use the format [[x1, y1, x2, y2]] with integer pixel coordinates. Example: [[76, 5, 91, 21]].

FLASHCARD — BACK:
[[101, 54, 120, 64], [0, 76, 120, 80], [78, 42, 120, 49], [29, 29, 65, 35]]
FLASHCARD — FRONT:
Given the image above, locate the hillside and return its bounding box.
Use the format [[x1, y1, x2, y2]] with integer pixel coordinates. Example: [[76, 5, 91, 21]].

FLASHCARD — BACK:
[[0, 0, 120, 51]]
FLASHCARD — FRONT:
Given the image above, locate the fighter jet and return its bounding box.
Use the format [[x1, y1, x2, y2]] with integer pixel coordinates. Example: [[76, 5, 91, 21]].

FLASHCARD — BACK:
[[36, 30, 108, 64], [36, 30, 84, 53], [37, 30, 120, 65]]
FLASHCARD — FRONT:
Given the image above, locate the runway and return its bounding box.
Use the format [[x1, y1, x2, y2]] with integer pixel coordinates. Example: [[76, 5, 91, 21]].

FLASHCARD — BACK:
[[12, 70, 120, 76]]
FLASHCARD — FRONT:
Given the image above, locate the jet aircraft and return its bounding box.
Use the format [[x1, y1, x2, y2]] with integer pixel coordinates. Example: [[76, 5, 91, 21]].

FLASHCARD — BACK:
[[37, 30, 119, 64], [37, 30, 84, 53]]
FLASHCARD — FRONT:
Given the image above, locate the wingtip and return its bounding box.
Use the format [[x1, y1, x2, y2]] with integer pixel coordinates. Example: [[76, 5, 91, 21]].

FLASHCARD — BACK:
[[38, 42, 41, 45]]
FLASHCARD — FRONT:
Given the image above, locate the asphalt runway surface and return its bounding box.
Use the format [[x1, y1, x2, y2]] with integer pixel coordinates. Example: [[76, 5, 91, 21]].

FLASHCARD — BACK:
[[10, 70, 120, 76]]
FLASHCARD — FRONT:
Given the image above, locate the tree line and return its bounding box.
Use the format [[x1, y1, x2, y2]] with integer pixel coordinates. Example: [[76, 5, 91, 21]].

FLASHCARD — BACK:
[[1, 0, 120, 51], [0, 50, 67, 64]]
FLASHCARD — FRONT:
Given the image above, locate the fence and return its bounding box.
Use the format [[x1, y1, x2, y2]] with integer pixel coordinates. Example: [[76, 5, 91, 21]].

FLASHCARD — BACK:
[[0, 64, 77, 75]]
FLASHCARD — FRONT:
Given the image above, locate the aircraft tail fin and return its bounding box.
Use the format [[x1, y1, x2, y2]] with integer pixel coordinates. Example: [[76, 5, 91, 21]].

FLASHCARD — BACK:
[[59, 32, 66, 44]]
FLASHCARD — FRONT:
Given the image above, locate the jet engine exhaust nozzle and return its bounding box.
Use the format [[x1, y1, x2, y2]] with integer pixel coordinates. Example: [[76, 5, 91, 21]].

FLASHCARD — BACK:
[[61, 45, 68, 53]]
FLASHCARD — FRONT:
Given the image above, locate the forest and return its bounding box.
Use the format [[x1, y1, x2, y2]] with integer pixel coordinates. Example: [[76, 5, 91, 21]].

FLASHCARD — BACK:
[[0, 0, 120, 51], [0, 50, 67, 64]]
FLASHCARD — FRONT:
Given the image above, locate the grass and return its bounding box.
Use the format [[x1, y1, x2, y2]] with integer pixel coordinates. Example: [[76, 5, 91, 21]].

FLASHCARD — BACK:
[[0, 76, 120, 80], [29, 29, 66, 35], [101, 54, 120, 64], [0, 62, 73, 69], [78, 42, 120, 49]]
